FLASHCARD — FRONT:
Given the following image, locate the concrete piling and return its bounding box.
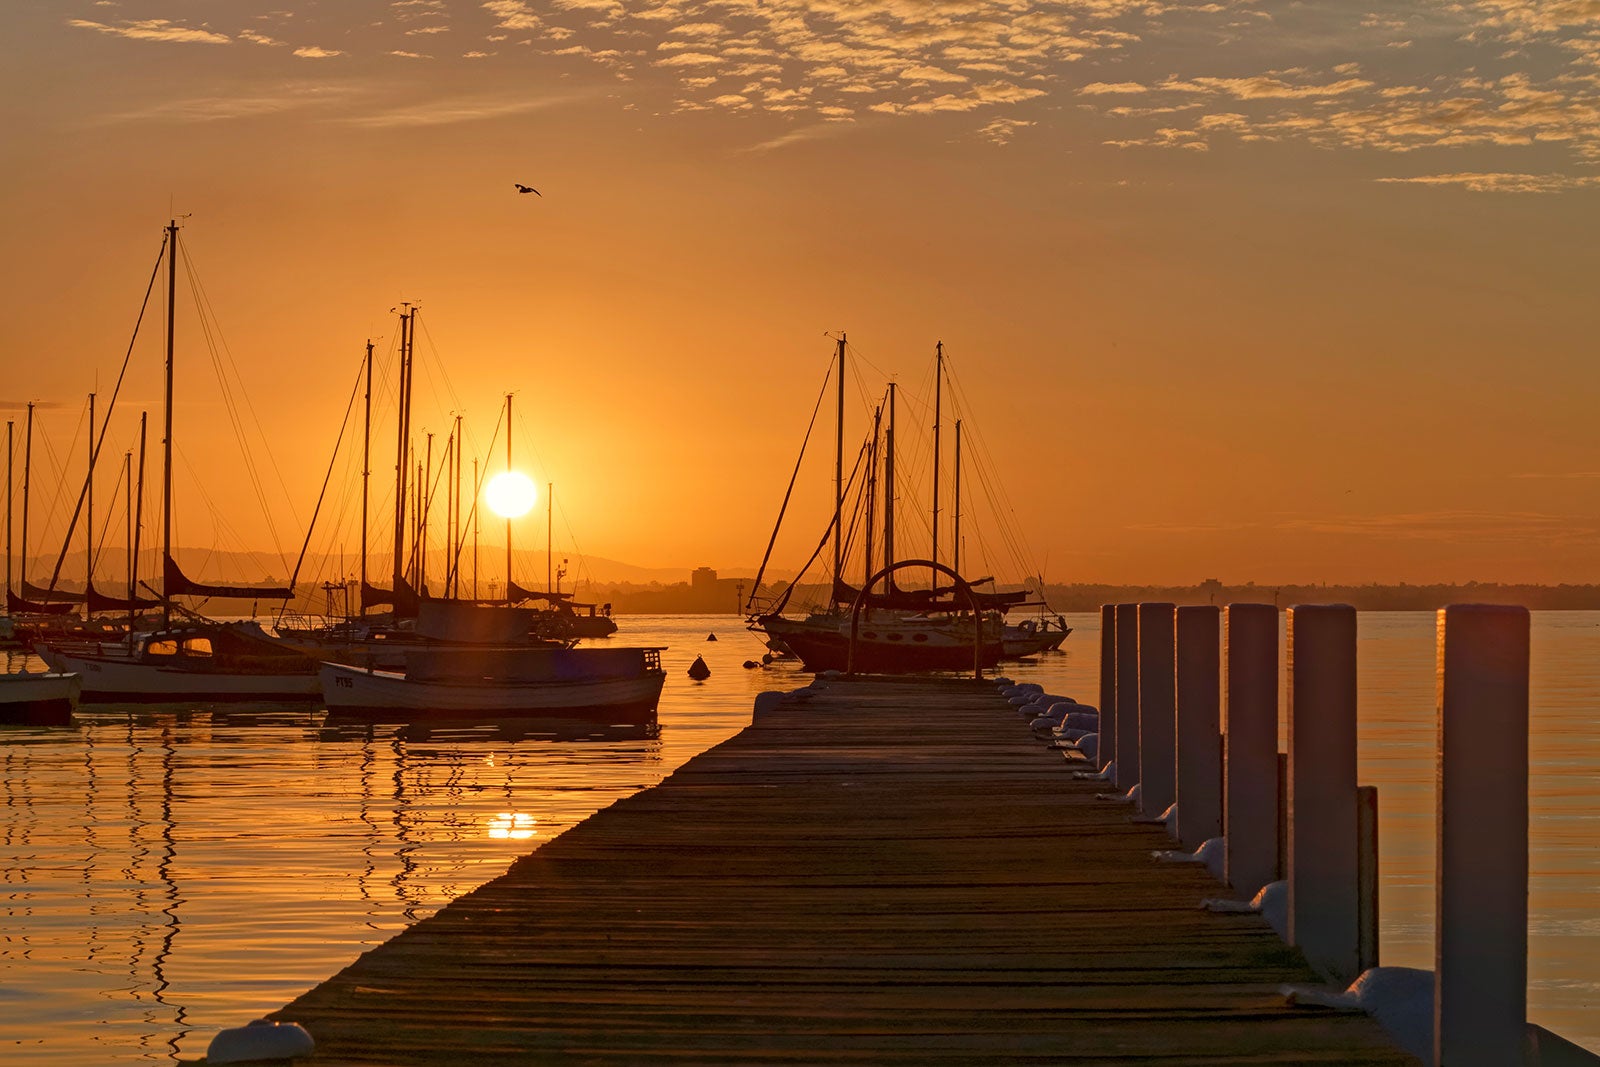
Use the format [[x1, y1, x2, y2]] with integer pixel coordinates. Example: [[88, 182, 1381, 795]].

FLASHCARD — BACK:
[[1435, 605, 1530, 1067], [1224, 603, 1279, 899], [1115, 603, 1140, 792], [1175, 605, 1222, 850], [1137, 603, 1177, 818], [1286, 603, 1360, 985], [1099, 603, 1117, 773]]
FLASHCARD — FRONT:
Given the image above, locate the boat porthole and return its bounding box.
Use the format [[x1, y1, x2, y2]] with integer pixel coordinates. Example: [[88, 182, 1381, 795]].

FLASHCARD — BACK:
[[912, 633, 928, 642]]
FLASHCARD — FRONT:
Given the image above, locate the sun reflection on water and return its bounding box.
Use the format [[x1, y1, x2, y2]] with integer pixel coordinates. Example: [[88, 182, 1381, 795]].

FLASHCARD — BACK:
[[487, 813, 537, 840]]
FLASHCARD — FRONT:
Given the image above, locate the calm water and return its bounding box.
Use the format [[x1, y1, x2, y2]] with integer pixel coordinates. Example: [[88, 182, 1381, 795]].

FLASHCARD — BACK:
[[2, 611, 1596, 1060]]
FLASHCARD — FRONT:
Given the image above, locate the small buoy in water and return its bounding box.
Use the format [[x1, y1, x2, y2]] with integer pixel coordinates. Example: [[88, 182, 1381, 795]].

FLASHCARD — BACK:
[[687, 655, 711, 680], [206, 1020, 315, 1064], [743, 660, 759, 669], [761, 653, 774, 665], [706, 633, 718, 641]]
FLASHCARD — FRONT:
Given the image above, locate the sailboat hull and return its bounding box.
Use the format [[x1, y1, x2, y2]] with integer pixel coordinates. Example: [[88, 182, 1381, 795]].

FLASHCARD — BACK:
[[35, 646, 321, 702], [761, 616, 1003, 674], [0, 672, 82, 725], [320, 660, 664, 722]]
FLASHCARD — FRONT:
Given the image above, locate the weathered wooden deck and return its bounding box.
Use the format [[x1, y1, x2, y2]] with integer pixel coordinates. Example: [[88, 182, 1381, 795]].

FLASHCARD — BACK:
[[271, 676, 1415, 1064]]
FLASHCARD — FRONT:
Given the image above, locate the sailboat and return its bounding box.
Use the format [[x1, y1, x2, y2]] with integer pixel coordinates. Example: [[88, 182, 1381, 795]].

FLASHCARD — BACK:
[[35, 220, 323, 701], [746, 336, 1019, 674], [270, 332, 585, 667]]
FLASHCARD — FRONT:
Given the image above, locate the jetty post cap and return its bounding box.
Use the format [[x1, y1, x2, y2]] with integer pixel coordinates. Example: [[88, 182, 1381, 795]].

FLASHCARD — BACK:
[[205, 1019, 315, 1064]]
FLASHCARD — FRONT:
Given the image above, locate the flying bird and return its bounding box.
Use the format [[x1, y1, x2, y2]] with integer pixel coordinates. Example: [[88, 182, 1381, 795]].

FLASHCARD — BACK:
[[514, 183, 541, 196]]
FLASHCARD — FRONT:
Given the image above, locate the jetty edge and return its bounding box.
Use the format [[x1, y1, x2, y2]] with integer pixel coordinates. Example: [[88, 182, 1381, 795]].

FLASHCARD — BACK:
[[253, 673, 1411, 1064]]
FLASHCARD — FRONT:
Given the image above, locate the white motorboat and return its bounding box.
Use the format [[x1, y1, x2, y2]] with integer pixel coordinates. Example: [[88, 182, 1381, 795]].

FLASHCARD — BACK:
[[321, 646, 665, 723], [0, 670, 82, 725]]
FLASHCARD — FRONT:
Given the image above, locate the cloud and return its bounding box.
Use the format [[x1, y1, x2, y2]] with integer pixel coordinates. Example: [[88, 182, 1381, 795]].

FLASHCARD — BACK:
[[337, 94, 574, 128], [104, 84, 362, 123], [977, 116, 1034, 143], [293, 46, 344, 59], [1377, 171, 1600, 192], [67, 18, 229, 45], [482, 0, 540, 32]]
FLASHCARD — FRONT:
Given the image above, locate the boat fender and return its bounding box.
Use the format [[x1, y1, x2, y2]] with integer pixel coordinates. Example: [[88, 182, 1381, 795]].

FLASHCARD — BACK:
[[687, 655, 711, 680], [205, 1019, 315, 1064], [761, 653, 774, 665]]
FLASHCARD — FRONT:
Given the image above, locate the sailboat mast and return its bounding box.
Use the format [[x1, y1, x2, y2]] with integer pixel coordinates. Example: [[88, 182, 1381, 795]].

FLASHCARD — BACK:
[[4, 419, 10, 600], [931, 341, 942, 590], [392, 308, 411, 595], [864, 405, 880, 589], [162, 221, 177, 621], [504, 392, 513, 602], [953, 419, 962, 580], [421, 431, 433, 595], [134, 412, 147, 627], [86, 392, 95, 613], [21, 403, 31, 593], [124, 450, 133, 625], [360, 340, 371, 614], [833, 334, 845, 590], [472, 456, 479, 600], [547, 482, 553, 593], [451, 414, 462, 598], [884, 383, 896, 577]]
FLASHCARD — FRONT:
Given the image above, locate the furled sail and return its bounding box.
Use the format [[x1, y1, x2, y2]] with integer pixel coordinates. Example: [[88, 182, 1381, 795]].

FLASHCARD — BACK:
[[21, 580, 87, 604], [360, 577, 419, 615], [163, 554, 293, 600], [508, 581, 572, 604], [6, 590, 76, 615], [830, 576, 1029, 614], [86, 582, 162, 614]]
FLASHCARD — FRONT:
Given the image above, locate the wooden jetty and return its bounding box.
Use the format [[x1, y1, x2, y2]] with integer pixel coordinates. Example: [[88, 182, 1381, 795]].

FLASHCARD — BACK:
[[270, 676, 1413, 1064]]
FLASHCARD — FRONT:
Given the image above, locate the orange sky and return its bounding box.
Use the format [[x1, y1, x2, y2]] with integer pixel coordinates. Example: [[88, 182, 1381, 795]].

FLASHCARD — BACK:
[[3, 1, 1599, 588]]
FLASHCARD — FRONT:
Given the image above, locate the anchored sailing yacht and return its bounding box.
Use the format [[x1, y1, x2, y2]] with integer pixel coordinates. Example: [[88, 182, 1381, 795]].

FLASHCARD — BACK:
[[35, 221, 321, 701]]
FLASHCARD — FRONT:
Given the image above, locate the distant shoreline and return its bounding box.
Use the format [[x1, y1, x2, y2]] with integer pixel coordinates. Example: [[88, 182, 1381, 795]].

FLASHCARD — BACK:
[[595, 581, 1600, 615]]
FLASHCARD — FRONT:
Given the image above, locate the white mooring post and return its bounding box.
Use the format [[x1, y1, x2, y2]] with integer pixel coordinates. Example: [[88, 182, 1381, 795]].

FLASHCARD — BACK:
[[1138, 603, 1177, 818], [1287, 604, 1360, 984], [1175, 605, 1222, 850], [1224, 603, 1279, 899], [1115, 603, 1140, 792], [1099, 603, 1117, 773], [1436, 605, 1529, 1067]]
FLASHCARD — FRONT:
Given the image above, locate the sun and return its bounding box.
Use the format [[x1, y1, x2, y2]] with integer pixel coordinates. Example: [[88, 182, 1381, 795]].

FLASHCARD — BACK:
[[485, 471, 538, 518]]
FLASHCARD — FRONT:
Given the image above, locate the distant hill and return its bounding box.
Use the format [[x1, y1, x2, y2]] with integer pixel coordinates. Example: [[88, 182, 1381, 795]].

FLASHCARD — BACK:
[[16, 549, 1599, 614]]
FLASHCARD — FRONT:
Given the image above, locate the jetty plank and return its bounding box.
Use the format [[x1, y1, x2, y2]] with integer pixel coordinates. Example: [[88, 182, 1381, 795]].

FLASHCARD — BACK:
[[272, 677, 1415, 1064]]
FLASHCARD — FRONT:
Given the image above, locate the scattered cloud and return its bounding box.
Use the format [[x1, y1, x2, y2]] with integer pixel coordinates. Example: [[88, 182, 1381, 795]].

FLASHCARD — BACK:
[[977, 117, 1035, 144], [67, 18, 229, 45], [55, 0, 1600, 177], [1376, 171, 1600, 192], [336, 93, 573, 128], [238, 29, 285, 47]]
